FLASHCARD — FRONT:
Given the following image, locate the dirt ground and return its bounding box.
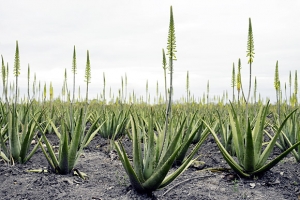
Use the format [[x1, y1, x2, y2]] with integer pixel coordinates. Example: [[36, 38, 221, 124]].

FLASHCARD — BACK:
[[1, 133, 300, 200]]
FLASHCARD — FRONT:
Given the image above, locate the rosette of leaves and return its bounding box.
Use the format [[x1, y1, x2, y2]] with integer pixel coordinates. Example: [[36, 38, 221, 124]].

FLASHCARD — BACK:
[[0, 103, 42, 164], [114, 112, 208, 193], [268, 110, 300, 162], [203, 102, 300, 177], [90, 108, 129, 140], [37, 108, 103, 177]]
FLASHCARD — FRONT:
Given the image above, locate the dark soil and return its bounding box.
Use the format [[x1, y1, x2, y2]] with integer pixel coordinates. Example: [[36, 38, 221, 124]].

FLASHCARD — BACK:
[[1, 133, 300, 200]]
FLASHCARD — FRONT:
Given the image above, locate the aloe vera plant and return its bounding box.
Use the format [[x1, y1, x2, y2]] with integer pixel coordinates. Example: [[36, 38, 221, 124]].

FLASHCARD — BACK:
[[115, 112, 208, 193], [90, 108, 128, 140], [37, 108, 102, 177], [269, 110, 300, 162], [204, 102, 300, 177]]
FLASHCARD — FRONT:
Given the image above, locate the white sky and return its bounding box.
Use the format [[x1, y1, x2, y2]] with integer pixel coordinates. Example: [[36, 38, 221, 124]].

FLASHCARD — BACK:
[[0, 1, 299, 103]]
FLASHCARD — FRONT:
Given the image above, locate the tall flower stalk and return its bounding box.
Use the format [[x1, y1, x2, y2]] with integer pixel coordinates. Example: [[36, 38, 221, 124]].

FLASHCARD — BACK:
[[13, 41, 20, 108], [246, 18, 255, 119], [27, 64, 30, 100], [70, 46, 77, 134], [236, 59, 242, 104], [186, 71, 190, 103], [83, 49, 91, 127], [231, 63, 236, 103], [274, 61, 280, 120], [163, 6, 177, 148], [162, 48, 168, 104]]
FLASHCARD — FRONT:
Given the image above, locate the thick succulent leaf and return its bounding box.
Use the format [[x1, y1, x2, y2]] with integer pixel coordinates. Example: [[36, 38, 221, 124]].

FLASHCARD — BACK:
[[83, 117, 105, 147], [160, 127, 210, 188], [49, 120, 61, 138], [38, 137, 56, 171], [42, 131, 59, 167], [253, 140, 300, 175], [0, 151, 9, 162], [0, 124, 9, 157], [130, 114, 144, 182], [114, 141, 144, 192], [143, 113, 156, 180], [175, 113, 199, 163], [252, 103, 269, 157], [203, 120, 249, 177], [142, 139, 183, 191], [19, 116, 38, 163], [257, 109, 297, 168], [228, 106, 244, 163], [156, 117, 186, 169], [24, 141, 40, 164], [68, 108, 84, 170], [9, 109, 21, 162], [244, 120, 255, 172], [59, 131, 69, 174]]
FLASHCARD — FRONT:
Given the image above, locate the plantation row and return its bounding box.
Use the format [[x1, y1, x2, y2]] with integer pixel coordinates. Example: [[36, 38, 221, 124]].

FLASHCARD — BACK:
[[1, 6, 300, 195]]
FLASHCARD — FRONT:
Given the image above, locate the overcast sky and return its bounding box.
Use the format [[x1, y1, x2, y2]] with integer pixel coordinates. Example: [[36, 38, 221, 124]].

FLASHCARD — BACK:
[[0, 1, 299, 104]]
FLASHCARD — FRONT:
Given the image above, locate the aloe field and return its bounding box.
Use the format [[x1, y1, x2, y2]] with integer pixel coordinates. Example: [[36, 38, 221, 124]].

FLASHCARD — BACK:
[[1, 5, 300, 200]]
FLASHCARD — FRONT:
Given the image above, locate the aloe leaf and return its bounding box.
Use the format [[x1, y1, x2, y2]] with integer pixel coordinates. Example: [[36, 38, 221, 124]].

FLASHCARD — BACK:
[[175, 113, 198, 163], [228, 106, 244, 164], [38, 137, 56, 172], [130, 114, 144, 182], [68, 108, 84, 170], [156, 117, 186, 169], [160, 127, 210, 188], [257, 109, 297, 168], [203, 120, 249, 177], [0, 150, 9, 162], [114, 141, 144, 192], [83, 119, 105, 148], [9, 108, 21, 162], [59, 130, 69, 174], [41, 131, 59, 168], [253, 140, 300, 175], [19, 112, 40, 163], [24, 141, 40, 164], [252, 103, 267, 157], [0, 124, 9, 159], [143, 112, 155, 180], [244, 119, 255, 172], [142, 139, 183, 191], [281, 130, 300, 161]]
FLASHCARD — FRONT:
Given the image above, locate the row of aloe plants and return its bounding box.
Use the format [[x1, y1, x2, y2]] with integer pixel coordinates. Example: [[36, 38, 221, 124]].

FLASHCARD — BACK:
[[1, 6, 300, 195]]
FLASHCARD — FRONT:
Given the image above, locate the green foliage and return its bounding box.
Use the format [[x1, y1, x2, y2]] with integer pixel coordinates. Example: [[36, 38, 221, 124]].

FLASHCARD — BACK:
[[204, 102, 300, 177], [269, 110, 300, 162], [90, 108, 129, 140], [1, 103, 42, 164], [115, 112, 206, 193], [37, 108, 100, 177]]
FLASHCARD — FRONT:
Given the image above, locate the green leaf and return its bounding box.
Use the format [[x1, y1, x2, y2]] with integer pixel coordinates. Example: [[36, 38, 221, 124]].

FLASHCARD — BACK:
[[130, 114, 144, 182], [59, 130, 69, 174], [114, 141, 144, 192], [9, 108, 21, 162], [244, 119, 255, 172], [257, 109, 297, 168], [203, 119, 249, 177], [68, 108, 84, 170]]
